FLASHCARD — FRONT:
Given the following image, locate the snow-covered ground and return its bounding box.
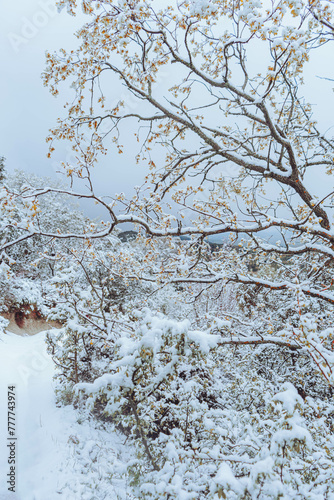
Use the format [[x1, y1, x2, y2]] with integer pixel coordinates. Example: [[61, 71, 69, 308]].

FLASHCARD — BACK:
[[0, 328, 133, 500]]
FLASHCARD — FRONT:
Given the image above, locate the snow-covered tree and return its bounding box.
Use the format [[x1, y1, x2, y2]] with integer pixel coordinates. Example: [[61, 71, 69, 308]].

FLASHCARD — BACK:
[[0, 170, 90, 316], [9, 1, 334, 497]]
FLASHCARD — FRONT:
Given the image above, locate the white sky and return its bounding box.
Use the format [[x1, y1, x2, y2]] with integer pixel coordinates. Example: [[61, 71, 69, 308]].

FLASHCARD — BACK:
[[0, 0, 81, 176], [0, 0, 146, 219], [0, 1, 333, 220]]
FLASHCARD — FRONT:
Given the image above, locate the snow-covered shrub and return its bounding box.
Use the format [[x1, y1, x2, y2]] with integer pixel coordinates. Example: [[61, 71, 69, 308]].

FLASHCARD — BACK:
[[0, 170, 92, 322], [76, 309, 225, 496], [0, 315, 9, 334], [74, 309, 334, 499], [45, 236, 157, 405], [5, 170, 88, 280]]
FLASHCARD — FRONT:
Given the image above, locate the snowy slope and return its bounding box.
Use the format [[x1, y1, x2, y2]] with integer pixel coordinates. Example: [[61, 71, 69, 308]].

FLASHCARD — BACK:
[[0, 329, 133, 500]]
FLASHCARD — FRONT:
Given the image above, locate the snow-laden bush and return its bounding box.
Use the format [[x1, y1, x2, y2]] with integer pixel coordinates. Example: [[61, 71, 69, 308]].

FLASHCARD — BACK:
[[0, 315, 9, 334], [45, 236, 157, 405], [74, 309, 334, 499]]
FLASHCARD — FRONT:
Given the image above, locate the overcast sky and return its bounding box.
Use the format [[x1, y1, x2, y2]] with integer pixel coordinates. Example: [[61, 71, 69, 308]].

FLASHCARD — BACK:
[[0, 0, 146, 219], [0, 0, 80, 176], [1, 1, 333, 221]]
